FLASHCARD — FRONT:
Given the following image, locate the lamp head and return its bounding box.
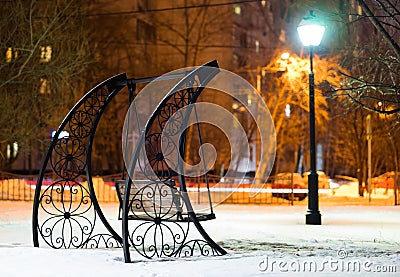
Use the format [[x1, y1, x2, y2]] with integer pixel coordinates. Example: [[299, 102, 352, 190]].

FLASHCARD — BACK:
[[297, 10, 325, 47]]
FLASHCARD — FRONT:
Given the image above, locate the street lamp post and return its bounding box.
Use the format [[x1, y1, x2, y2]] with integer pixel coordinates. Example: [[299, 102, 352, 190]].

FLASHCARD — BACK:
[[297, 10, 325, 225]]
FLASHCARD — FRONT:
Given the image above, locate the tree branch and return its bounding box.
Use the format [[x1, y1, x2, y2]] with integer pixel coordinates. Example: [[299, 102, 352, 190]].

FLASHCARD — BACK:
[[357, 0, 400, 58]]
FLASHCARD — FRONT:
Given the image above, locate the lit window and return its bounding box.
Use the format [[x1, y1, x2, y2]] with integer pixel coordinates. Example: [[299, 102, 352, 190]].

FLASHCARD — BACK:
[[6, 47, 18, 62], [234, 5, 241, 15], [6, 142, 18, 159], [255, 40, 259, 53], [40, 46, 52, 62], [6, 48, 12, 62], [39, 78, 51, 94], [357, 5, 362, 15]]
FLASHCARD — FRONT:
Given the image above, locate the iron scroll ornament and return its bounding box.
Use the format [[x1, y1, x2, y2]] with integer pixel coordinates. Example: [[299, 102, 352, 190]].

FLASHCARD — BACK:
[[122, 60, 227, 261], [32, 74, 127, 248], [32, 60, 227, 261]]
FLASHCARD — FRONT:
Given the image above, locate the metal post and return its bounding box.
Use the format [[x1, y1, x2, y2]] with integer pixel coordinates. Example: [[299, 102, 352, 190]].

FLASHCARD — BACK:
[[306, 46, 322, 225], [366, 114, 372, 205], [290, 172, 294, 206], [395, 173, 398, 206]]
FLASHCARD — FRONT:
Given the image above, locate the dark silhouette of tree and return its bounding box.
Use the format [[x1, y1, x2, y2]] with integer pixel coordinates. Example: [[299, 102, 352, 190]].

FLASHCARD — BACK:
[[0, 0, 93, 171]]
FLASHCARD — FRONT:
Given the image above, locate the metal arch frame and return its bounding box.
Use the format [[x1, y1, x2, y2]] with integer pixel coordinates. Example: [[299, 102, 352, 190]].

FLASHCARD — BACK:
[[33, 73, 127, 248], [32, 60, 226, 261], [175, 63, 227, 257], [122, 60, 226, 261]]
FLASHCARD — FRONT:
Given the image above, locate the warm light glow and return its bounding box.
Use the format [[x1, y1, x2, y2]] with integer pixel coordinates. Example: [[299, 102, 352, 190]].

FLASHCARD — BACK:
[[39, 78, 50, 94], [281, 52, 290, 60], [234, 5, 241, 15], [6, 142, 18, 159], [232, 103, 239, 110], [6, 47, 12, 63], [6, 47, 17, 62], [255, 40, 259, 53], [40, 46, 52, 63]]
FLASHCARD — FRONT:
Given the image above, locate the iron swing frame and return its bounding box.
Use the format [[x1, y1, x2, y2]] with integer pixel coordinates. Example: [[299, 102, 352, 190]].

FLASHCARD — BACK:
[[32, 60, 226, 261]]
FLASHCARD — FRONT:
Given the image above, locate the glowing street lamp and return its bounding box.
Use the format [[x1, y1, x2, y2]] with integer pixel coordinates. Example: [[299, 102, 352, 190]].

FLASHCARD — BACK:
[[297, 10, 325, 225], [297, 13, 325, 47]]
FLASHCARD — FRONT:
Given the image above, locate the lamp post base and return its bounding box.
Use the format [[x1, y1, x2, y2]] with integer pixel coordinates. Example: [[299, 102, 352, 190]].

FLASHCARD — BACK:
[[306, 211, 321, 225]]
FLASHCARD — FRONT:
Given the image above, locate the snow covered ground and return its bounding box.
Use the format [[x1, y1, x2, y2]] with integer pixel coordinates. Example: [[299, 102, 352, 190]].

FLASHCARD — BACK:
[[0, 201, 399, 276]]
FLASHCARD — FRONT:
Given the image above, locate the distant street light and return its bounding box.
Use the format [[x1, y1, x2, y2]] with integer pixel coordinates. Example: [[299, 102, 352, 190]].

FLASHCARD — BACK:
[[281, 52, 290, 60], [297, 10, 325, 225]]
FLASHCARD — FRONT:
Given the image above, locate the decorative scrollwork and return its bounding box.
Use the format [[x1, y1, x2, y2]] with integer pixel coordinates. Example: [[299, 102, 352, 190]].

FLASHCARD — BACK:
[[123, 70, 227, 260], [173, 76, 200, 108], [84, 87, 109, 116], [173, 88, 191, 107], [69, 110, 93, 138], [142, 133, 177, 181], [127, 181, 183, 220], [128, 220, 189, 258], [38, 180, 95, 249], [177, 240, 222, 257], [33, 73, 128, 251], [138, 74, 202, 183], [51, 138, 86, 179], [125, 181, 190, 258], [33, 66, 226, 261], [94, 86, 110, 106], [84, 95, 102, 116], [83, 234, 122, 248], [158, 103, 182, 135]]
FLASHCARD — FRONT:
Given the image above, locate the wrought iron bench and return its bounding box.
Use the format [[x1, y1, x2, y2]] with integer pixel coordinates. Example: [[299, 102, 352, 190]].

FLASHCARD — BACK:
[[114, 179, 215, 222], [114, 179, 183, 221]]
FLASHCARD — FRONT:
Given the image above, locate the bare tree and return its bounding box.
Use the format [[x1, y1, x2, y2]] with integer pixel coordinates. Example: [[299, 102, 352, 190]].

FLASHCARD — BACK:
[[256, 52, 346, 173], [149, 0, 231, 69], [0, 0, 93, 171], [141, 0, 233, 171], [321, 0, 400, 115], [357, 0, 400, 58]]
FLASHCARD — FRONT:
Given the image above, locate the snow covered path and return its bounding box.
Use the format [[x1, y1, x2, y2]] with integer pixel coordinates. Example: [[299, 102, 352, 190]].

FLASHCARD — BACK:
[[0, 201, 399, 276]]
